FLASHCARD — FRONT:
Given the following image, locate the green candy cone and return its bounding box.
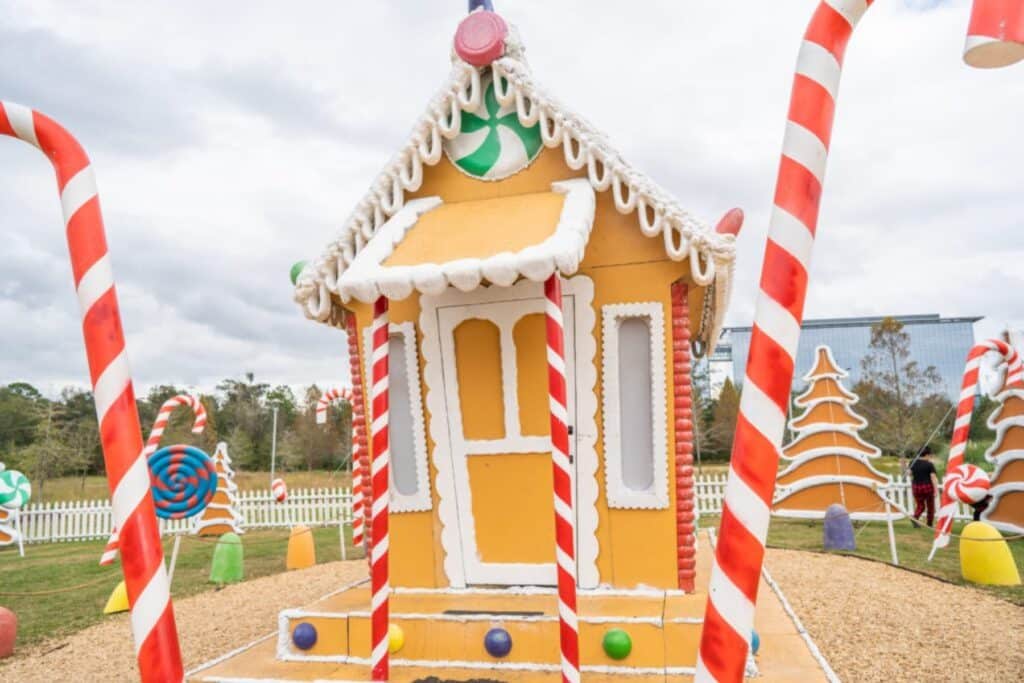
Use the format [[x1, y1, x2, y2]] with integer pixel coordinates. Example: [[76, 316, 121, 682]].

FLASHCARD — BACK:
[[209, 532, 244, 584]]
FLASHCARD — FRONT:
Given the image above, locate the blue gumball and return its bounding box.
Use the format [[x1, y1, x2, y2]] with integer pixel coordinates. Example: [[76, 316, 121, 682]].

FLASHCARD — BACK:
[[292, 622, 318, 651], [484, 627, 512, 658], [750, 629, 760, 656]]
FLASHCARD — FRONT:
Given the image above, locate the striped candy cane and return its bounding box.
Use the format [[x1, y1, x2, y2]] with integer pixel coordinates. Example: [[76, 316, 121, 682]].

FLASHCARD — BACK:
[[99, 528, 120, 566], [544, 275, 579, 683], [315, 386, 354, 424], [102, 394, 207, 564], [696, 2, 873, 680], [315, 386, 365, 546], [699, 1, 1024, 679], [0, 101, 183, 681], [930, 339, 1022, 558], [347, 314, 372, 551], [369, 298, 391, 681]]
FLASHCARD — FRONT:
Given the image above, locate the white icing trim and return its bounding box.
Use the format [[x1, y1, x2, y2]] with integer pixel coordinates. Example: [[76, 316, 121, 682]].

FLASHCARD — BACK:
[[292, 50, 736, 352], [781, 423, 882, 460], [984, 388, 1024, 464], [982, 480, 1024, 534], [362, 321, 431, 513], [801, 345, 848, 381], [773, 477, 903, 521], [788, 395, 868, 431], [777, 451, 890, 483], [420, 276, 599, 588], [600, 302, 669, 510], [339, 180, 594, 304], [194, 441, 245, 535]]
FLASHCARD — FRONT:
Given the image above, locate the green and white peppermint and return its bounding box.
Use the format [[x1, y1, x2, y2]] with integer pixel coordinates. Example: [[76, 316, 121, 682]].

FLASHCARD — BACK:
[[0, 468, 31, 509], [444, 74, 543, 180]]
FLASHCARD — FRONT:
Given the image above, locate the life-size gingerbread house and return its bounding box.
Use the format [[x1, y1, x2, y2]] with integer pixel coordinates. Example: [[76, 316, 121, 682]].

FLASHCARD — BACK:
[[284, 9, 737, 677]]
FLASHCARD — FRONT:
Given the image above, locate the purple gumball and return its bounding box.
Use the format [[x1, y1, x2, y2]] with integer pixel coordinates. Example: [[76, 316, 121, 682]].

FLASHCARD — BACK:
[[292, 622, 317, 651], [484, 627, 512, 658]]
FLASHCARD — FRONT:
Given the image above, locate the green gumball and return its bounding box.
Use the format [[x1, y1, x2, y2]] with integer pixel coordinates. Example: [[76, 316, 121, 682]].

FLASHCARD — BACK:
[[602, 628, 632, 660], [289, 260, 308, 286]]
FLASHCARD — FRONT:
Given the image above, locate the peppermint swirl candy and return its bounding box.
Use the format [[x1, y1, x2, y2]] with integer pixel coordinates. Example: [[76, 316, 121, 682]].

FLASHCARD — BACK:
[[444, 73, 543, 180], [943, 463, 991, 505], [0, 468, 31, 509], [148, 445, 218, 520]]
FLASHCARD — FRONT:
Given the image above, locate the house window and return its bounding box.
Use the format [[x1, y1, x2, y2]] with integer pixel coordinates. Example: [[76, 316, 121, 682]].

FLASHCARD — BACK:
[[601, 302, 668, 509], [364, 321, 430, 512]]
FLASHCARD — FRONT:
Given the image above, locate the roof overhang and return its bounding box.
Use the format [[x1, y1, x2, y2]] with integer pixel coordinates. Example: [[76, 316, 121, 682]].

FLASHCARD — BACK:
[[335, 179, 594, 303]]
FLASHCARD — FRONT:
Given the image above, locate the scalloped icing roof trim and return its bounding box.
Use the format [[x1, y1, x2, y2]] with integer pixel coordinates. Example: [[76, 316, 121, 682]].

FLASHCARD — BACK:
[[337, 179, 595, 303], [293, 55, 736, 351]]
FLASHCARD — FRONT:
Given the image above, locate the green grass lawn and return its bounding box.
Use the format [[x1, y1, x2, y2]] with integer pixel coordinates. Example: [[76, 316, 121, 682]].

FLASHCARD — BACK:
[[0, 526, 359, 647], [758, 516, 1023, 605]]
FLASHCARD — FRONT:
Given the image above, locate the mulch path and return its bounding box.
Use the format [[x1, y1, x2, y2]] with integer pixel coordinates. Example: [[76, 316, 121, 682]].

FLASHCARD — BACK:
[[0, 560, 367, 683], [766, 548, 1024, 683], [3, 551, 1021, 682]]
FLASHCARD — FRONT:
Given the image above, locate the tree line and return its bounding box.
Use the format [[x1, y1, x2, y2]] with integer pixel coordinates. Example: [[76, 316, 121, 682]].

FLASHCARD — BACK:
[[694, 317, 995, 463], [0, 373, 353, 498]]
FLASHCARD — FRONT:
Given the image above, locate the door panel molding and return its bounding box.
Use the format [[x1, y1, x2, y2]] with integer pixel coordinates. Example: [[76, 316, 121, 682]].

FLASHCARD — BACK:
[[421, 276, 598, 588]]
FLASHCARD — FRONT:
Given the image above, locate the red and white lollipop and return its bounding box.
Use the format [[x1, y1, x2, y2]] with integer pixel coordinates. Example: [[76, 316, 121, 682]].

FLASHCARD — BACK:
[[943, 463, 991, 504], [271, 477, 288, 503]]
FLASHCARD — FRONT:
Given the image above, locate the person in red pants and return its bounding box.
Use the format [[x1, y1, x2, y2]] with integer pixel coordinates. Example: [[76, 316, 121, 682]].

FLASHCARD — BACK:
[[909, 447, 940, 527]]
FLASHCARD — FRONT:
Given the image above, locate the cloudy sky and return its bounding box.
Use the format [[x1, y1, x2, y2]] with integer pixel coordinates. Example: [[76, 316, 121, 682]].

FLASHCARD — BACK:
[[1, 0, 1021, 398]]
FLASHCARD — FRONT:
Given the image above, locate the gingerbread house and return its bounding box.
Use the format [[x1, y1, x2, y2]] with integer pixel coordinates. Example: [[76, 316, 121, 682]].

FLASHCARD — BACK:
[[211, 9, 746, 678]]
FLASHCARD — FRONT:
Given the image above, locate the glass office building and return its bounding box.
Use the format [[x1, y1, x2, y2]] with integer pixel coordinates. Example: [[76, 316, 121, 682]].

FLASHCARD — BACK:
[[723, 314, 981, 400]]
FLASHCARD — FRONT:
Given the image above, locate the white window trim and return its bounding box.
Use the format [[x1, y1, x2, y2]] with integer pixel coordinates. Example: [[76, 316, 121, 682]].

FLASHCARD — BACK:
[[363, 321, 431, 513], [601, 302, 669, 509]]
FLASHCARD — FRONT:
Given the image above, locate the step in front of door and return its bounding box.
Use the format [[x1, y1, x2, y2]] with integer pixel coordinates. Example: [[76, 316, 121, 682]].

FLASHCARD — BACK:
[[278, 608, 702, 671]]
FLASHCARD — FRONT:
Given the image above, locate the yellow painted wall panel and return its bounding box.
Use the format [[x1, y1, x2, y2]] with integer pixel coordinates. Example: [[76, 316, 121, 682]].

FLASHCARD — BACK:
[[454, 318, 505, 440], [467, 452, 555, 564], [286, 616, 348, 657], [514, 313, 550, 437]]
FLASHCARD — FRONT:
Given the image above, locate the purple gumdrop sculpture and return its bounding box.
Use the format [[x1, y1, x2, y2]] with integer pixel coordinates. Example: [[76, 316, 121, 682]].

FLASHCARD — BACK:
[[823, 503, 855, 551]]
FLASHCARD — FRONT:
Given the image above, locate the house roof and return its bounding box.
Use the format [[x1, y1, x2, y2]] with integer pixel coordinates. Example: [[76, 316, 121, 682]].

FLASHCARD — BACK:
[[293, 21, 737, 350], [336, 179, 594, 303]]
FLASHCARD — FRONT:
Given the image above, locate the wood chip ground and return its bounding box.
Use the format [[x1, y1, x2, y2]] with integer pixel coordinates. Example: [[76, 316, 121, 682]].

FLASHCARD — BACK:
[[2, 551, 1020, 682]]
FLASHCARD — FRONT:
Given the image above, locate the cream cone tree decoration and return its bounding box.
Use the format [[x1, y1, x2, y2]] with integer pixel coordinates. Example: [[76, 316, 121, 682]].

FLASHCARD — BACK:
[[981, 373, 1024, 533], [194, 442, 245, 536], [774, 346, 896, 520]]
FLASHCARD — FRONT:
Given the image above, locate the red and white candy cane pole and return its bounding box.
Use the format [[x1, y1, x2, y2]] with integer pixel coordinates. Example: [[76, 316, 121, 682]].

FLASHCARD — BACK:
[[698, 1, 1023, 680], [930, 339, 1022, 558], [101, 394, 207, 565], [0, 102, 183, 681], [315, 387, 364, 547], [544, 275, 579, 683], [696, 2, 873, 680], [369, 298, 391, 680]]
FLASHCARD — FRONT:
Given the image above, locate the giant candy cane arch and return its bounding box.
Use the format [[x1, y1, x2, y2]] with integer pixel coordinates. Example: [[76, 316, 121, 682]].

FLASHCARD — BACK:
[[696, 1, 1023, 681], [101, 394, 208, 565], [930, 339, 1022, 558], [315, 386, 365, 547], [0, 102, 183, 681]]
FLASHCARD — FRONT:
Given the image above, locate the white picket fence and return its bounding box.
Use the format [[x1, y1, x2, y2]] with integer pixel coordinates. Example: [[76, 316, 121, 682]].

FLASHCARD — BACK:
[[14, 487, 353, 545], [10, 475, 971, 546], [695, 472, 975, 519]]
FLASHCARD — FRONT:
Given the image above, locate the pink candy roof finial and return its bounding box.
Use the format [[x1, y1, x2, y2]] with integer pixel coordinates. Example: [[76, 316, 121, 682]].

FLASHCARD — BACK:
[[454, 10, 508, 66]]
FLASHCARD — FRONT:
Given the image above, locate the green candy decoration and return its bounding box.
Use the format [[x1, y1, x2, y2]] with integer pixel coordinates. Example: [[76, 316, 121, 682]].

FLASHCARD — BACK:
[[209, 532, 244, 584], [289, 260, 308, 286], [602, 628, 632, 660]]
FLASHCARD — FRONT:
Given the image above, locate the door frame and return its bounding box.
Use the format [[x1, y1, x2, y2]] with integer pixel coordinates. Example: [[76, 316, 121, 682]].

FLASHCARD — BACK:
[[420, 275, 599, 588]]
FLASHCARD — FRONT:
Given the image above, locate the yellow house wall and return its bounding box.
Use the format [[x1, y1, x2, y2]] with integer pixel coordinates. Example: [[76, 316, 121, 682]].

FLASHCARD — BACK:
[[341, 147, 706, 589]]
